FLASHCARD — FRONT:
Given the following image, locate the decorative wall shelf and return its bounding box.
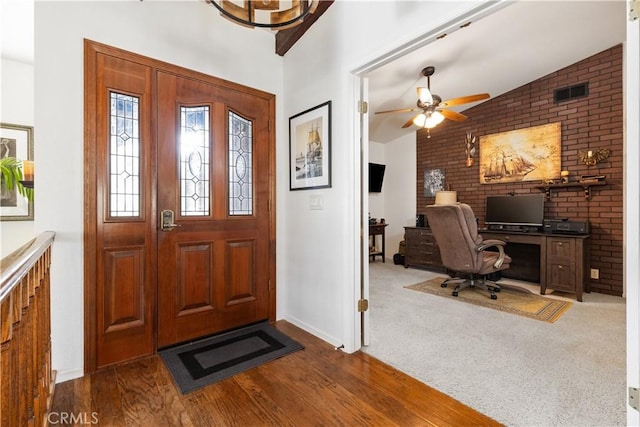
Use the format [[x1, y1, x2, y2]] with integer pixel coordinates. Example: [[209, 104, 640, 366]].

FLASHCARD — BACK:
[[534, 181, 607, 200]]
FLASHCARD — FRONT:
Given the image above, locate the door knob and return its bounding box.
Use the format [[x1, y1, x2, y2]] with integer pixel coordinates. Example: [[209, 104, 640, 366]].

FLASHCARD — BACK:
[[160, 209, 181, 231]]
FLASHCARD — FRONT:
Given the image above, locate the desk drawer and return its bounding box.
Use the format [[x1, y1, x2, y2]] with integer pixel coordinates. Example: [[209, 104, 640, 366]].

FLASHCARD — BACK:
[[403, 226, 443, 270], [369, 225, 386, 234]]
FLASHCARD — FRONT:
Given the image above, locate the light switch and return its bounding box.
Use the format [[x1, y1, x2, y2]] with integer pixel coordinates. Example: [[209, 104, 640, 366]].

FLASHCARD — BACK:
[[309, 194, 324, 210]]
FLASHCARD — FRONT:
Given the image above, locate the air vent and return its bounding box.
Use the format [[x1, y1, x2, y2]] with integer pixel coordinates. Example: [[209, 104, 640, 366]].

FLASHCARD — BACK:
[[554, 82, 589, 103]]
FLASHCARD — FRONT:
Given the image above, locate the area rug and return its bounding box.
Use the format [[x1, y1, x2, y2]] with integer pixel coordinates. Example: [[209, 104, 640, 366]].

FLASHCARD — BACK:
[[159, 321, 304, 394], [404, 277, 572, 323]]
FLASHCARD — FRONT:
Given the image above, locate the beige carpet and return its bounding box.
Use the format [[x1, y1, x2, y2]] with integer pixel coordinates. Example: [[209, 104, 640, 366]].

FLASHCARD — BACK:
[[405, 277, 572, 323]]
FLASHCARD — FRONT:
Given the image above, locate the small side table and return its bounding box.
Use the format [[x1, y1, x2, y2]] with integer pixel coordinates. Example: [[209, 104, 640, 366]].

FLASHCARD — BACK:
[[369, 223, 388, 262]]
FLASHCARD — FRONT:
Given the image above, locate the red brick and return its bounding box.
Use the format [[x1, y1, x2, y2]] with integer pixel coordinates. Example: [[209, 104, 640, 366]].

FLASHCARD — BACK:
[[416, 44, 623, 296]]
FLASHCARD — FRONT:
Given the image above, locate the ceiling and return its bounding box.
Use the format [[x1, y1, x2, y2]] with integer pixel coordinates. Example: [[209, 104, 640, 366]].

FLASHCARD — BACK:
[[1, 1, 626, 143], [1, 0, 33, 63], [367, 1, 627, 143]]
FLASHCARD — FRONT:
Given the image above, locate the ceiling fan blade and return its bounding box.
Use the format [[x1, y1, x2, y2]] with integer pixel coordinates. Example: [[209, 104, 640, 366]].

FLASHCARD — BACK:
[[375, 107, 419, 115], [439, 93, 490, 108], [402, 114, 420, 128], [439, 109, 468, 122]]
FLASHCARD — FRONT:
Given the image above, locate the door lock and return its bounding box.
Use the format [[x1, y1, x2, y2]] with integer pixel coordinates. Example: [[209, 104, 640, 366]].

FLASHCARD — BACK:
[[160, 210, 181, 231]]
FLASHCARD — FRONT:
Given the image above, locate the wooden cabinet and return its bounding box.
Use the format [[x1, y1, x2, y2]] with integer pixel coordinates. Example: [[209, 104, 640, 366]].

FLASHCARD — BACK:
[[403, 227, 444, 271], [544, 235, 589, 301]]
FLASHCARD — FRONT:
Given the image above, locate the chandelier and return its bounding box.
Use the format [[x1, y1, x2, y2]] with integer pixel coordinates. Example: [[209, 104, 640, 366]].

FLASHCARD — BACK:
[[207, 0, 320, 29]]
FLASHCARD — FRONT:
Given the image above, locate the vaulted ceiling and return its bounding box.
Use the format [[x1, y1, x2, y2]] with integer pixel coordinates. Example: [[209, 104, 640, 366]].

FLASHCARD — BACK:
[[2, 1, 626, 146], [367, 1, 626, 143]]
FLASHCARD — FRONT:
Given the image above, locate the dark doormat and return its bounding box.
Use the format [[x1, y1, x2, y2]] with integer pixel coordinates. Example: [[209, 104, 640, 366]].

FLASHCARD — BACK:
[[159, 321, 304, 394]]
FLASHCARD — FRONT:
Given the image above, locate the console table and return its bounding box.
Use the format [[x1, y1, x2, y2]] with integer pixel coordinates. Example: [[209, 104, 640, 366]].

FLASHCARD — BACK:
[[369, 223, 388, 262], [481, 230, 590, 301]]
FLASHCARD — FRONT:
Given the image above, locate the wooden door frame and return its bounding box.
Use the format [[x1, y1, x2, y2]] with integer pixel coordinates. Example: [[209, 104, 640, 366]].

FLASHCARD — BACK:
[[83, 39, 276, 373]]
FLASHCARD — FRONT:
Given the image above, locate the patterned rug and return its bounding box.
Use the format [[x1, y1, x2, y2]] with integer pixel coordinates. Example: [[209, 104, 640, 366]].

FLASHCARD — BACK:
[[405, 277, 572, 323], [159, 321, 304, 394]]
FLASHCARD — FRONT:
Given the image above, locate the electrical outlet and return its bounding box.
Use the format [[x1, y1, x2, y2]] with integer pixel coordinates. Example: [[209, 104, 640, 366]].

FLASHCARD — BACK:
[[590, 268, 599, 280]]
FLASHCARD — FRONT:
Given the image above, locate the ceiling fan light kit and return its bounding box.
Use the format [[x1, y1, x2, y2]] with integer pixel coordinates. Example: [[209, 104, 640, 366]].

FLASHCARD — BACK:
[[417, 87, 433, 105], [413, 111, 445, 128], [375, 65, 490, 133]]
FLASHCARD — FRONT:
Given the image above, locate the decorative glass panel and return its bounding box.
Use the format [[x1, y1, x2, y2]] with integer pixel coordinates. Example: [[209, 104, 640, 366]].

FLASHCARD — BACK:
[[228, 112, 253, 216], [180, 106, 210, 216], [109, 92, 140, 217]]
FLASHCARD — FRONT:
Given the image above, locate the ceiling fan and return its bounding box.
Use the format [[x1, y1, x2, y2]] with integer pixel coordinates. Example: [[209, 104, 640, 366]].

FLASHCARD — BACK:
[[375, 66, 490, 134]]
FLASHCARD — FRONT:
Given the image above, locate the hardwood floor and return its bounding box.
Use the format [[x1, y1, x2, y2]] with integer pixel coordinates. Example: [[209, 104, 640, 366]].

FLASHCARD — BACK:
[[51, 321, 500, 426]]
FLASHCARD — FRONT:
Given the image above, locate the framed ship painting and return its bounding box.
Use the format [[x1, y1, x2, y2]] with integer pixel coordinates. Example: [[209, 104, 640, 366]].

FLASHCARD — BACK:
[[289, 101, 331, 190], [479, 122, 561, 184]]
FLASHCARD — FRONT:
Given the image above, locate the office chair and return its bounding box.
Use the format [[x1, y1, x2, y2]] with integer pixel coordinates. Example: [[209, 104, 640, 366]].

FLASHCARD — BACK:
[[425, 203, 511, 299]]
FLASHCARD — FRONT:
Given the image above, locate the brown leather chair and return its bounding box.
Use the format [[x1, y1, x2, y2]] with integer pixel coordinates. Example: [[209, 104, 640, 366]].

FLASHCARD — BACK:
[[425, 203, 511, 299]]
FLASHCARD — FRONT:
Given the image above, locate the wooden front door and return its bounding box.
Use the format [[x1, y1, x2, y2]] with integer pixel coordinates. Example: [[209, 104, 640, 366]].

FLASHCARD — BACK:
[[84, 40, 275, 370], [156, 72, 272, 347]]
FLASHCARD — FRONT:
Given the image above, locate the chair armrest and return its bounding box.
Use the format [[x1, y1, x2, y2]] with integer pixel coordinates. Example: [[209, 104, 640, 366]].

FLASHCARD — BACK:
[[476, 239, 507, 269]]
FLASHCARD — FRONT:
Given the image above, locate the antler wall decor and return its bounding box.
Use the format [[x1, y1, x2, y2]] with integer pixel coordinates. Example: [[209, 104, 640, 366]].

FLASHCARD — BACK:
[[464, 132, 476, 167]]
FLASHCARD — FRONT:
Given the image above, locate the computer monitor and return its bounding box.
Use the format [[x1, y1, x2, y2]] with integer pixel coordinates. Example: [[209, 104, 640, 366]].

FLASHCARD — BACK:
[[485, 194, 544, 228]]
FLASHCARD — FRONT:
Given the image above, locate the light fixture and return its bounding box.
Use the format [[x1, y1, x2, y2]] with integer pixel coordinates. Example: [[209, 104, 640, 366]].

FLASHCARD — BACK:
[[207, 0, 320, 29], [413, 110, 444, 129], [417, 87, 433, 106], [579, 148, 610, 166], [19, 160, 34, 188]]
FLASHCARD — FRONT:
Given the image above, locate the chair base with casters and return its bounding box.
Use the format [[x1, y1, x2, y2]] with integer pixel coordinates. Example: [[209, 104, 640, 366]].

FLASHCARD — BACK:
[[425, 203, 511, 301], [440, 274, 501, 300]]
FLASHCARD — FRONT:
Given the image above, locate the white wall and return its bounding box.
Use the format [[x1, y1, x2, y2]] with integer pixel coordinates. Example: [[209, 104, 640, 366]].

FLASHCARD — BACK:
[[381, 132, 416, 260], [368, 140, 385, 222], [34, 1, 284, 382], [0, 58, 35, 256], [280, 1, 488, 350], [368, 133, 416, 262]]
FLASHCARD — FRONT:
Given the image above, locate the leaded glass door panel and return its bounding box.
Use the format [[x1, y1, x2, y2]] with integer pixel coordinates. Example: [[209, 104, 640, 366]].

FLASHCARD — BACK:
[[156, 72, 273, 347]]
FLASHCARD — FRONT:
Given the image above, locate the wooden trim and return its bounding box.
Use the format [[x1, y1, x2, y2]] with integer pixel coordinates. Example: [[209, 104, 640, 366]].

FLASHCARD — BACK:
[[83, 39, 99, 373], [268, 97, 277, 322], [275, 0, 334, 56], [85, 40, 276, 102], [83, 39, 277, 372]]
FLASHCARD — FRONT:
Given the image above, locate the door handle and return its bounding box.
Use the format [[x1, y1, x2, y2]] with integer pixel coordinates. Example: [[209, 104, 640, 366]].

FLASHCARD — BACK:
[[160, 209, 181, 232]]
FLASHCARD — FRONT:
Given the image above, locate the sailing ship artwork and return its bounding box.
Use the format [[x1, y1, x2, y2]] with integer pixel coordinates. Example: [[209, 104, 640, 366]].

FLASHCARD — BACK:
[[295, 121, 323, 180], [479, 122, 561, 184], [289, 101, 331, 190]]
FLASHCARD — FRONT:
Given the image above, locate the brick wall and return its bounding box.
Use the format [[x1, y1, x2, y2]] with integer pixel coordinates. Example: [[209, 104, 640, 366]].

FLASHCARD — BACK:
[[416, 45, 623, 296]]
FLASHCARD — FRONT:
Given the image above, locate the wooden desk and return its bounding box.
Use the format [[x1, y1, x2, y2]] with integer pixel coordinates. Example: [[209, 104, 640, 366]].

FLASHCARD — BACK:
[[480, 230, 590, 301], [369, 223, 388, 262]]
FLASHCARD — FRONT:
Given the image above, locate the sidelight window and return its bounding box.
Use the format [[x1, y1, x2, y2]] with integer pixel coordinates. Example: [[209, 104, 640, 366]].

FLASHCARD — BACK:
[[109, 92, 140, 217], [180, 106, 211, 216], [228, 111, 253, 216]]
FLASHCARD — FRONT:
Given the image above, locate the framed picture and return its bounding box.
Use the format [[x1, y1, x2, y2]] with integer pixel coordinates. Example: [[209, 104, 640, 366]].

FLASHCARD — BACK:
[[1, 123, 34, 221], [423, 168, 445, 197], [289, 101, 331, 190], [479, 122, 561, 184]]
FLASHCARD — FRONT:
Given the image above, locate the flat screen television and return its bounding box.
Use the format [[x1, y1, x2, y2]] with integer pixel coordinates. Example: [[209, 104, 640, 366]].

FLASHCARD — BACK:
[[369, 163, 386, 193], [485, 194, 545, 229]]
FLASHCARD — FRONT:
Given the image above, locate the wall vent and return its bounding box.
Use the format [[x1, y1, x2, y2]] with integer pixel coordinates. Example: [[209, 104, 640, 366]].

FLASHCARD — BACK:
[[554, 82, 589, 103]]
